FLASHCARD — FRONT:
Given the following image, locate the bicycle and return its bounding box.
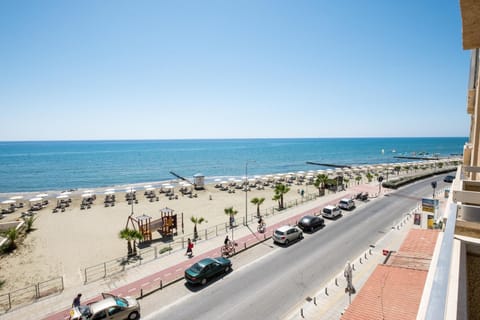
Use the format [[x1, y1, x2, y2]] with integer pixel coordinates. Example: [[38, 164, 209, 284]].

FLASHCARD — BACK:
[[221, 240, 236, 257], [257, 222, 266, 233]]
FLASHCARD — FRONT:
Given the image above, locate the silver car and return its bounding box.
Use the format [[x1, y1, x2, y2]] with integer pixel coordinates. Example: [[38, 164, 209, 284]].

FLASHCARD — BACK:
[[69, 293, 140, 320], [272, 225, 303, 245]]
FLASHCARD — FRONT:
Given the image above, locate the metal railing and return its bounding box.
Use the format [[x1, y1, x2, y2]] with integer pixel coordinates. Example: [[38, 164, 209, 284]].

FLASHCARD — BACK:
[[0, 277, 64, 312], [424, 200, 457, 320]]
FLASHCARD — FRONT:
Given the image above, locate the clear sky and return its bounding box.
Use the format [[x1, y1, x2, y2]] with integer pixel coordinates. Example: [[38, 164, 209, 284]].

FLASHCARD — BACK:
[[0, 1, 471, 141]]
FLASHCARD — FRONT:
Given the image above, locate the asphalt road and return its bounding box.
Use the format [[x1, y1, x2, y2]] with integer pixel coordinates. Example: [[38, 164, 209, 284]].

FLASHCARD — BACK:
[[141, 175, 449, 320]]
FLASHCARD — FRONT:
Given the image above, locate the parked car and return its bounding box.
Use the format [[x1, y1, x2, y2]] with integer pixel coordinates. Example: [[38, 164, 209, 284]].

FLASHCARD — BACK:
[[69, 293, 140, 320], [184, 257, 232, 285], [298, 215, 325, 232], [338, 198, 355, 210], [322, 205, 342, 219], [272, 225, 303, 245], [444, 175, 455, 183]]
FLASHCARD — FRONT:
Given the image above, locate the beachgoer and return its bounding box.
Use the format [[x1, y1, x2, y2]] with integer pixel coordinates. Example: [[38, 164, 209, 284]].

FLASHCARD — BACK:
[[186, 238, 193, 257], [72, 293, 82, 307]]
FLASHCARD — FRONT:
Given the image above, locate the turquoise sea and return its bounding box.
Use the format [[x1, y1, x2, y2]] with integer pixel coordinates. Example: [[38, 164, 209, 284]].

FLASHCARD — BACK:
[[0, 137, 467, 194]]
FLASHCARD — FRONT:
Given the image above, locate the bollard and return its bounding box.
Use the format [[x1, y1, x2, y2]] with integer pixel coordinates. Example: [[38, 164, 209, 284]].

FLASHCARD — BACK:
[[160, 280, 163, 290], [335, 278, 338, 286], [365, 252, 368, 260], [352, 263, 355, 271], [325, 287, 328, 295], [140, 289, 143, 298], [300, 308, 304, 317], [360, 257, 362, 264], [314, 297, 317, 305], [369, 248, 372, 255], [244, 243, 247, 249]]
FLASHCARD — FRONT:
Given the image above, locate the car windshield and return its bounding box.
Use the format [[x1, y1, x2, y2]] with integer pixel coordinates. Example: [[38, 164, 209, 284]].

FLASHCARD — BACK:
[[275, 230, 285, 236], [114, 296, 129, 308]]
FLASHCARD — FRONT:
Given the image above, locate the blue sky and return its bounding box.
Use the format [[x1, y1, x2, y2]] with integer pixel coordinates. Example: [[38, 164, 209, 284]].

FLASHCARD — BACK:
[[0, 1, 471, 140]]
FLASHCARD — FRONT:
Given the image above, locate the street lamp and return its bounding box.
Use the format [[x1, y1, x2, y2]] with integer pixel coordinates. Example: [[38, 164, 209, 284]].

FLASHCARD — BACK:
[[245, 160, 256, 225]]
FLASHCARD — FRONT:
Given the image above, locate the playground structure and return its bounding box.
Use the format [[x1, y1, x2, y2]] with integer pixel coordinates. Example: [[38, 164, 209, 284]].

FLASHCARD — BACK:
[[125, 207, 179, 244]]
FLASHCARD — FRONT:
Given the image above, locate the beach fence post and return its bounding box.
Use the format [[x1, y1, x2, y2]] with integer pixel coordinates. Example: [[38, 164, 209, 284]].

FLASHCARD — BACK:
[[104, 262, 107, 278], [84, 269, 88, 284]]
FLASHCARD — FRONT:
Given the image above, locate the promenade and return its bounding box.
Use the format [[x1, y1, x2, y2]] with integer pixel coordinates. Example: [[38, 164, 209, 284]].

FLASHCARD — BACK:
[[1, 182, 404, 320]]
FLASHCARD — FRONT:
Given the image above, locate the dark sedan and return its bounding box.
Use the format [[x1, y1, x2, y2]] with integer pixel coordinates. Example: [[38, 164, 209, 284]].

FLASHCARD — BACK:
[[185, 257, 232, 285], [298, 215, 325, 232], [444, 175, 455, 183]]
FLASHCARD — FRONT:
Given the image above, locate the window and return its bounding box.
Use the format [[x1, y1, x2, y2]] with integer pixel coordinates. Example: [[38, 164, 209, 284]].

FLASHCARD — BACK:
[[92, 310, 107, 320]]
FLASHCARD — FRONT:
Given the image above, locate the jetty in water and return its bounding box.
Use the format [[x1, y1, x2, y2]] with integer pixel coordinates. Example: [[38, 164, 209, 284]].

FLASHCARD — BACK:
[[393, 156, 440, 160], [306, 161, 352, 168]]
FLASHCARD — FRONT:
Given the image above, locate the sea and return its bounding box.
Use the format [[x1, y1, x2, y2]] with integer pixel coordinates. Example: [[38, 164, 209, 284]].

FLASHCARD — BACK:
[[0, 137, 467, 196]]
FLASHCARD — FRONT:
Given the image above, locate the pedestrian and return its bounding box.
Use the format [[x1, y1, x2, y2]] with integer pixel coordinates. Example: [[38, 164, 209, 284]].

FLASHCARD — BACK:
[[72, 293, 82, 307], [186, 238, 193, 257], [224, 235, 229, 246]]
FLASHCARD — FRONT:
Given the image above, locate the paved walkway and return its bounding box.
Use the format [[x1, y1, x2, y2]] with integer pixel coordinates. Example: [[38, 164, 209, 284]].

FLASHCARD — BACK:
[[0, 183, 383, 320]]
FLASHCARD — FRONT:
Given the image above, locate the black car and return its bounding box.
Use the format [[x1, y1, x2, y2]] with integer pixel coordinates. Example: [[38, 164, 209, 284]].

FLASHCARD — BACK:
[[444, 175, 455, 183], [297, 215, 325, 232], [184, 257, 232, 285]]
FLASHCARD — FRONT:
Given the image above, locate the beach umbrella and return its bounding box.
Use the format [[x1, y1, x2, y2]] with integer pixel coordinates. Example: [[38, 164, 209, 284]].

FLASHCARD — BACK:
[[36, 193, 48, 198], [1, 200, 16, 205], [81, 193, 93, 198], [56, 195, 69, 199], [9, 196, 24, 200], [29, 197, 43, 202], [145, 187, 156, 191], [104, 191, 115, 195]]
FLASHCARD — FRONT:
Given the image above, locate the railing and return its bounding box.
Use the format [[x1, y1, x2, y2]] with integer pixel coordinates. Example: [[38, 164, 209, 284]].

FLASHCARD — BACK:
[[424, 200, 457, 320], [0, 277, 64, 312]]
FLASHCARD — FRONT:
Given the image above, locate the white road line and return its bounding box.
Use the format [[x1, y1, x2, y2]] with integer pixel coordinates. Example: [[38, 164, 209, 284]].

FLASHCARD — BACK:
[[128, 288, 136, 293], [165, 272, 171, 277], [153, 277, 162, 282], [141, 282, 150, 287]]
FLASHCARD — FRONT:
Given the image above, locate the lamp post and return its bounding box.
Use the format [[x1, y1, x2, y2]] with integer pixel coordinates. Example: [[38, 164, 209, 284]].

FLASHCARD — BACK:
[[245, 160, 255, 226]]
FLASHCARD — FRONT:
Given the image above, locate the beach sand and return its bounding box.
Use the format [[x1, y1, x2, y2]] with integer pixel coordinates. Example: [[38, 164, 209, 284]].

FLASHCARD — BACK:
[[0, 180, 311, 291]]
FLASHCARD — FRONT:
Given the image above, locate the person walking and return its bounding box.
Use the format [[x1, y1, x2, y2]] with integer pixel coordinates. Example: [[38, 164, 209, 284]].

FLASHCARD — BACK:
[[224, 235, 229, 246], [186, 238, 194, 257], [72, 293, 82, 307]]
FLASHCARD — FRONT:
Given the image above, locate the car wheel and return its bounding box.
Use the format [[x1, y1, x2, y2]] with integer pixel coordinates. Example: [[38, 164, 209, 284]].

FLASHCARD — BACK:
[[285, 239, 290, 245], [299, 233, 303, 239], [128, 311, 140, 320], [201, 278, 207, 285]]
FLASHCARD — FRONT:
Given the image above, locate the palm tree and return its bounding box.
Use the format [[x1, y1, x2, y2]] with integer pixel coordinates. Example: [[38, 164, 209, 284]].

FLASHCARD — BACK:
[[224, 207, 238, 228], [366, 172, 373, 183], [273, 183, 290, 210], [119, 228, 143, 257], [355, 175, 362, 185], [343, 178, 350, 188], [394, 166, 401, 175], [5, 228, 18, 251], [250, 197, 265, 217], [314, 174, 329, 196], [24, 216, 36, 233], [190, 216, 206, 240]]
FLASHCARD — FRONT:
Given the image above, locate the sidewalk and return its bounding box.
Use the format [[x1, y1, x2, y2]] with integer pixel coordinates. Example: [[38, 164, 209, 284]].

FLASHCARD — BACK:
[[0, 184, 381, 320]]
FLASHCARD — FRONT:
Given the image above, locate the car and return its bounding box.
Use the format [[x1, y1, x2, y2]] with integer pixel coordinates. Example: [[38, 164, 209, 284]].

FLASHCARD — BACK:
[[444, 175, 455, 183], [338, 198, 355, 210], [184, 257, 232, 285], [298, 215, 325, 232], [272, 225, 303, 245], [69, 293, 140, 320], [322, 205, 342, 219]]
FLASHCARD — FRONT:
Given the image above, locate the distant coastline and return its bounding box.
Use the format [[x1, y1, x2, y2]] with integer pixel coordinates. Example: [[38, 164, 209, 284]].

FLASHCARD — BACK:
[[0, 137, 467, 195]]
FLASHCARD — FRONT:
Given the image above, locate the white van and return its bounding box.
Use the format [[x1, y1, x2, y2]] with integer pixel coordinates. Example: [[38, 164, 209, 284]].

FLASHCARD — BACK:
[[338, 198, 355, 210], [322, 205, 341, 219]]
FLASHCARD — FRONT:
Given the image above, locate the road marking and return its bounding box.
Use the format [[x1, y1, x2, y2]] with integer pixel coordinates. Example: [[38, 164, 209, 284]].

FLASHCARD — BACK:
[[153, 277, 162, 282], [165, 272, 171, 277], [175, 268, 182, 272], [141, 282, 150, 287], [128, 288, 136, 293]]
